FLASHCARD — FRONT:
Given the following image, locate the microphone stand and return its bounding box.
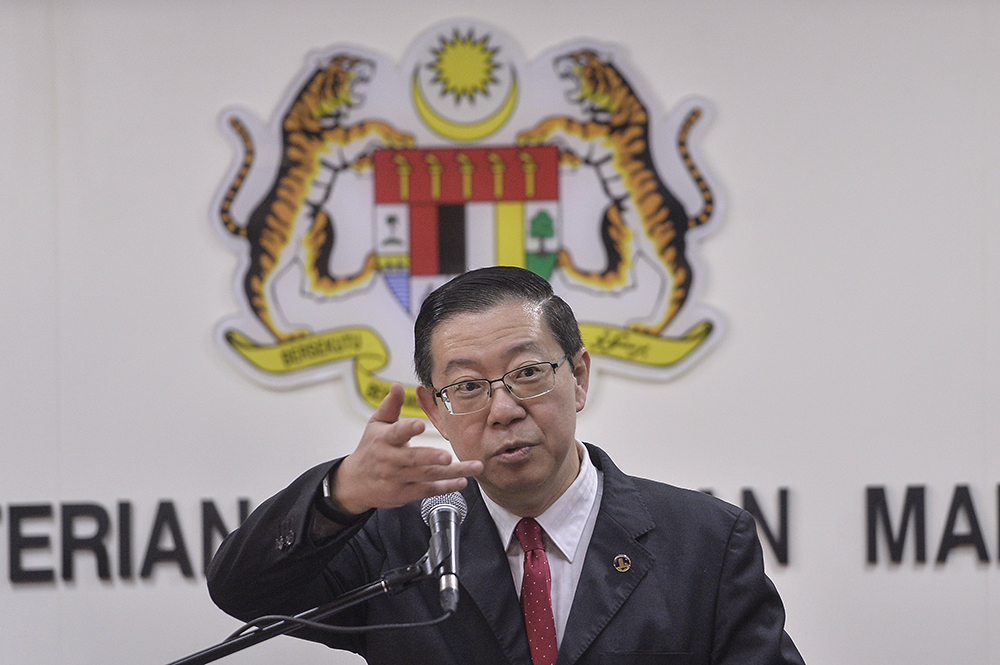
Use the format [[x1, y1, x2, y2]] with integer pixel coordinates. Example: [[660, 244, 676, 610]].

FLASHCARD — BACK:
[[166, 558, 431, 665]]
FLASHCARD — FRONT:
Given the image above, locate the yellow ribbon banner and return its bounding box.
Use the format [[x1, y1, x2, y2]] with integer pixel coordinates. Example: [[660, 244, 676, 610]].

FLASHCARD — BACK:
[[224, 328, 425, 418], [579, 320, 713, 366], [226, 319, 712, 418]]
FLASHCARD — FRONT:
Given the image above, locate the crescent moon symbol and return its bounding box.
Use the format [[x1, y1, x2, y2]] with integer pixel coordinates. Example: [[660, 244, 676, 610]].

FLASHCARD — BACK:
[[412, 68, 518, 142]]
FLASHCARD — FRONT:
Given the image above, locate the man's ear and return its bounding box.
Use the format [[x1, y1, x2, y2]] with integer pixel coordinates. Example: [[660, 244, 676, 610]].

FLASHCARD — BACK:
[[573, 348, 592, 412], [416, 384, 448, 440]]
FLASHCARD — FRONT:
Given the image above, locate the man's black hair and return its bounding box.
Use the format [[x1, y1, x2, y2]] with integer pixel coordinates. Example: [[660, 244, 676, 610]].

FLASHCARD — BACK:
[[413, 266, 583, 388]]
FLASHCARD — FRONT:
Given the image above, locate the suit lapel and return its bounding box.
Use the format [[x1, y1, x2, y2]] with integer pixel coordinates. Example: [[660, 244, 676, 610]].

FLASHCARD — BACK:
[[459, 483, 533, 665], [556, 445, 656, 665]]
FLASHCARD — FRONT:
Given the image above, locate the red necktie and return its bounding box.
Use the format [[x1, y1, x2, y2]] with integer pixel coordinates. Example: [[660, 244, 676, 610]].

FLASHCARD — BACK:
[[515, 518, 558, 665]]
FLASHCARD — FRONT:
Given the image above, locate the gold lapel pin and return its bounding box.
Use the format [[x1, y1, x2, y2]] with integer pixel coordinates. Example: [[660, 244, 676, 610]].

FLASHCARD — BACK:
[[613, 554, 631, 573]]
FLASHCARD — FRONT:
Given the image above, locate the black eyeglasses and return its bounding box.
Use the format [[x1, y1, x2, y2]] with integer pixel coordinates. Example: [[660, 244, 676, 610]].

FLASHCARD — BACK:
[[433, 356, 570, 415]]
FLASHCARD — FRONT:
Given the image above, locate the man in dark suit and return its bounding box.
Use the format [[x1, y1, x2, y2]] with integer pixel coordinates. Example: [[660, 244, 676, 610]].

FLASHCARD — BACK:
[[208, 266, 805, 665]]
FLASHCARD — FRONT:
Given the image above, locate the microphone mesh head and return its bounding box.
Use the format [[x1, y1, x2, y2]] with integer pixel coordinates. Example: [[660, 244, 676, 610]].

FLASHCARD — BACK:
[[420, 492, 468, 525]]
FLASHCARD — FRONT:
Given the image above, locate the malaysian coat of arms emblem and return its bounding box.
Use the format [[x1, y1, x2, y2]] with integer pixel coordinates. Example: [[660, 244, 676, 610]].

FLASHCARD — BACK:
[[212, 20, 723, 417]]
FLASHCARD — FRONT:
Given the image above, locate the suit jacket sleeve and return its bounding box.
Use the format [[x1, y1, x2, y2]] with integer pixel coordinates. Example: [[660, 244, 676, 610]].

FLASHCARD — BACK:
[[205, 458, 381, 652], [711, 509, 804, 665]]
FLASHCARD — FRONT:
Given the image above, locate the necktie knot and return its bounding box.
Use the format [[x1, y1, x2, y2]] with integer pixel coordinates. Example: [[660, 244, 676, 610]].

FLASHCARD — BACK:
[[515, 517, 546, 552]]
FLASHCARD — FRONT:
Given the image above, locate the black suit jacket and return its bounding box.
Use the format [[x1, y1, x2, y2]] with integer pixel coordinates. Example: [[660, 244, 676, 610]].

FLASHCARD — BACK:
[[208, 444, 805, 665]]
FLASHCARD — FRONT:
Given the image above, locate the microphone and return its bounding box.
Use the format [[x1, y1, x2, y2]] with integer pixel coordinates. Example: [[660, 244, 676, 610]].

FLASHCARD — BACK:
[[420, 492, 468, 613]]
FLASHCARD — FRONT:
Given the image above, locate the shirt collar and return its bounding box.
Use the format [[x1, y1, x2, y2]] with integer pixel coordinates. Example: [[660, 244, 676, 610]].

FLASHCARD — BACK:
[[480, 442, 599, 562]]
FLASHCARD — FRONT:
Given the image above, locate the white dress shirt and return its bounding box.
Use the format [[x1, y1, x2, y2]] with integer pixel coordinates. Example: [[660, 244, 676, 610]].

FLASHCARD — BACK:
[[480, 442, 603, 647]]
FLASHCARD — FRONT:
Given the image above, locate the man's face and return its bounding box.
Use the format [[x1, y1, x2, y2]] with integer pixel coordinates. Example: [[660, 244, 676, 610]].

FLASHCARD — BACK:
[[416, 300, 590, 517]]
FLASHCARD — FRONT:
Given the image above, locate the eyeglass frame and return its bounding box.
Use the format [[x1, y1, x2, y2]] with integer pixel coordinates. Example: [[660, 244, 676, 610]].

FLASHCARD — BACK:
[[431, 355, 573, 416]]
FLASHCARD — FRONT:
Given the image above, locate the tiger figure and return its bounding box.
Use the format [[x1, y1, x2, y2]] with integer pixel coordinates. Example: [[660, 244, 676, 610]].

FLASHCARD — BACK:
[[219, 54, 414, 342], [517, 49, 714, 336]]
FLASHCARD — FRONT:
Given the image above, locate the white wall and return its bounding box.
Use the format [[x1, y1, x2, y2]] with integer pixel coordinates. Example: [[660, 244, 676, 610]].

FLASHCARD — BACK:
[[2, 1, 999, 663]]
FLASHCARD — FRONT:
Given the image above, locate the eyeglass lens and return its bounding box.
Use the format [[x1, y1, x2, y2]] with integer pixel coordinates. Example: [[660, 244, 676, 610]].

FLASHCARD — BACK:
[[442, 361, 557, 414]]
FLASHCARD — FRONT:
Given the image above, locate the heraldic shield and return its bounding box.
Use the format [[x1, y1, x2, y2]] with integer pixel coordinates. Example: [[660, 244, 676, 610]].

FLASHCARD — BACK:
[[212, 20, 723, 417], [374, 145, 562, 313]]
